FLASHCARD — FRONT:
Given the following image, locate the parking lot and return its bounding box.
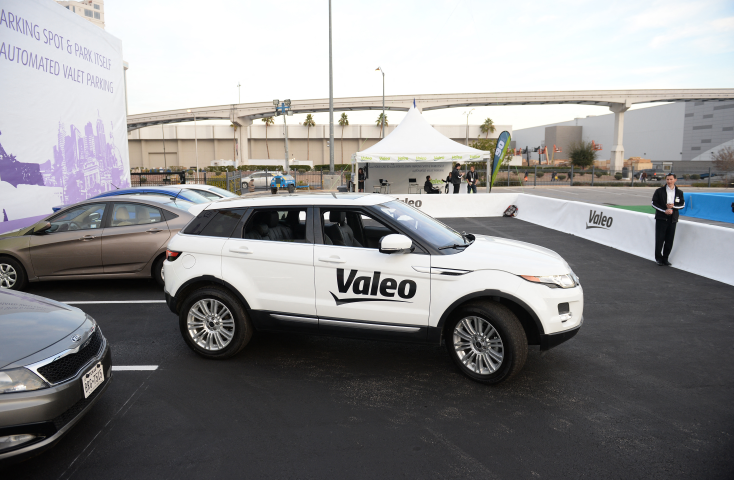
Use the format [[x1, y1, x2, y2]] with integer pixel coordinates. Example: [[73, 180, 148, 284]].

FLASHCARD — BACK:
[[5, 217, 733, 479]]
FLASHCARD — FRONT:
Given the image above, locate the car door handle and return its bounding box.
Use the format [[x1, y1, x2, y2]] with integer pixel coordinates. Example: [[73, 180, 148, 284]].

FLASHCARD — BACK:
[[80, 235, 95, 241], [229, 246, 253, 254], [318, 255, 346, 264], [146, 228, 163, 233]]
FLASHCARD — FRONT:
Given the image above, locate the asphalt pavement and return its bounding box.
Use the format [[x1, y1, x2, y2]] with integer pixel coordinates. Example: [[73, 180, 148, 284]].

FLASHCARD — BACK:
[[5, 218, 733, 479]]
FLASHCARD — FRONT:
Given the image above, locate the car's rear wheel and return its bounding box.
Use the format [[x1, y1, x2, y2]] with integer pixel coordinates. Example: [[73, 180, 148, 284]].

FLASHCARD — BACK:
[[152, 255, 165, 286], [0, 257, 28, 291], [287, 184, 295, 193], [446, 300, 527, 385], [179, 287, 252, 359]]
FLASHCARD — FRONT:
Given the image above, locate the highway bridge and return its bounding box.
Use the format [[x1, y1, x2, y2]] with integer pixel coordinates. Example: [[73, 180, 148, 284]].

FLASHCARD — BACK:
[[126, 89, 734, 169]]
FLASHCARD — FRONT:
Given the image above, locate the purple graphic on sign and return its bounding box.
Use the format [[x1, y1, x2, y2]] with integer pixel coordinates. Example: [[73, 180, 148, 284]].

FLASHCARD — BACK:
[[0, 114, 128, 216]]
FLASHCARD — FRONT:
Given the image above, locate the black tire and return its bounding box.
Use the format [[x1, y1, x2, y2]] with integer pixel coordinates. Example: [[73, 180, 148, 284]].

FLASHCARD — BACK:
[[0, 256, 28, 291], [271, 188, 278, 195], [152, 255, 165, 286], [445, 300, 527, 385], [178, 286, 253, 359], [287, 184, 295, 193]]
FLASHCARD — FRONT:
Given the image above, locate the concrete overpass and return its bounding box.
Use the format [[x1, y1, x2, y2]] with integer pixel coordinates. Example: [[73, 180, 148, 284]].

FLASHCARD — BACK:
[[127, 89, 734, 169]]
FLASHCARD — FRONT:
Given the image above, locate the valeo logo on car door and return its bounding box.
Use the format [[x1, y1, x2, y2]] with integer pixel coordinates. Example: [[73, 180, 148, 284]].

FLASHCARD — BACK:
[[330, 268, 417, 305]]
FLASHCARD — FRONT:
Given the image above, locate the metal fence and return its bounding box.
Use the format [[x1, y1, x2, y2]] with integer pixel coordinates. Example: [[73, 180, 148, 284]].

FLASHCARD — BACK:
[[129, 171, 243, 195], [483, 164, 732, 188]]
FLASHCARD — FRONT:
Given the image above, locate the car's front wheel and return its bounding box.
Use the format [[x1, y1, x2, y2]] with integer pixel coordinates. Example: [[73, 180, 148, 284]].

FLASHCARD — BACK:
[[446, 300, 527, 384], [271, 188, 278, 195], [287, 184, 295, 193], [179, 287, 253, 359], [0, 256, 28, 291]]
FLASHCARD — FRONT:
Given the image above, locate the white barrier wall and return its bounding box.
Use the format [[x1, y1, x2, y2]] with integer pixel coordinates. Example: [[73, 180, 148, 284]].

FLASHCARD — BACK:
[[390, 193, 519, 218], [389, 192, 734, 286], [0, 0, 129, 234], [514, 194, 734, 287]]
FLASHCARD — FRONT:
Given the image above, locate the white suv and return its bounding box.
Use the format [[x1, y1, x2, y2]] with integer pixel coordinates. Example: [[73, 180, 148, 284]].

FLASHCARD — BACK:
[[163, 194, 583, 384]]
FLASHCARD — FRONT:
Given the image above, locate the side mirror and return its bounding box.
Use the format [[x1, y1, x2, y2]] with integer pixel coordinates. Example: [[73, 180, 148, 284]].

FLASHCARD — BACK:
[[379, 234, 413, 254], [34, 222, 52, 235]]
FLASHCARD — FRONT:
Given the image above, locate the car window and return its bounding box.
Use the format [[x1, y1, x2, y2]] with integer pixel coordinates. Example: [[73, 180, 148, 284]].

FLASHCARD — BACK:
[[243, 208, 309, 243], [47, 203, 106, 233], [377, 200, 465, 250], [206, 186, 238, 198], [190, 189, 222, 200], [184, 209, 247, 237], [109, 203, 163, 228], [320, 209, 397, 249]]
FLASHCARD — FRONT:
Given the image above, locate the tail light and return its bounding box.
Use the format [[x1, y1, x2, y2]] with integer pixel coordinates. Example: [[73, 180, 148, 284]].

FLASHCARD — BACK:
[[166, 249, 182, 261]]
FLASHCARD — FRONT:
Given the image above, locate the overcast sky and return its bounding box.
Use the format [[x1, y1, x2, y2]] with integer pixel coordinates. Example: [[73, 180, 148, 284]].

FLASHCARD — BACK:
[[106, 0, 734, 130]]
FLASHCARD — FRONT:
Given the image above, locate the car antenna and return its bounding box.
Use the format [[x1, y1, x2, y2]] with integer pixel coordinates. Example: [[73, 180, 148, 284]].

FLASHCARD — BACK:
[[331, 192, 337, 199], [111, 183, 120, 190]]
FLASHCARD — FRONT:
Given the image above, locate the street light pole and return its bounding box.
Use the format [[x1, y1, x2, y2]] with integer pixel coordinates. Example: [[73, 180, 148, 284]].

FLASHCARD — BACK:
[[237, 82, 241, 104], [463, 108, 474, 146], [187, 109, 199, 174], [274, 99, 293, 172], [328, 0, 335, 173], [376, 67, 385, 138]]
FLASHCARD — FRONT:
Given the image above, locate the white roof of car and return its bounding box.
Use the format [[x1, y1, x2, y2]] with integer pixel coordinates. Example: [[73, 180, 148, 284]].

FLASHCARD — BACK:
[[189, 193, 395, 215]]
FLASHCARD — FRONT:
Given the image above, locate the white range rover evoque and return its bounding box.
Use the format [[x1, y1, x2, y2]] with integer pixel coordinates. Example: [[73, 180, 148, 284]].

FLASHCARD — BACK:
[[163, 194, 583, 384]]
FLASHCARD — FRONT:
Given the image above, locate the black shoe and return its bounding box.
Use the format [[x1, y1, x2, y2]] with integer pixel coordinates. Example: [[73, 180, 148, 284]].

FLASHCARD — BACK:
[[663, 260, 672, 266], [656, 260, 665, 266]]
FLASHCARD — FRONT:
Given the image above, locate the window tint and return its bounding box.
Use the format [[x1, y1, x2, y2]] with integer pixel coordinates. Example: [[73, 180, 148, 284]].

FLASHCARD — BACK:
[[191, 189, 222, 200], [321, 209, 396, 249], [378, 201, 464, 250], [243, 209, 308, 243], [109, 204, 163, 228], [197, 209, 247, 238], [47, 203, 106, 233]]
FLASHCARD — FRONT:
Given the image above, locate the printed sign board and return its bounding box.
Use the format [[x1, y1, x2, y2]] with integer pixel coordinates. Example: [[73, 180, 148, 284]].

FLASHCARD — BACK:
[[0, 0, 129, 234]]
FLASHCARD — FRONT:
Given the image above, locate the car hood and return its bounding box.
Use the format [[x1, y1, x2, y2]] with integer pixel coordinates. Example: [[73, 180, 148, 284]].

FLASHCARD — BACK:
[[0, 290, 86, 369], [433, 234, 572, 276]]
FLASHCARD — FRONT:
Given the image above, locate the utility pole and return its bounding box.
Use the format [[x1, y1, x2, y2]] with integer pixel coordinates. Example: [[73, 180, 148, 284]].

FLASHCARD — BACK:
[[274, 99, 293, 172], [161, 124, 167, 169], [463, 108, 474, 146], [328, 0, 335, 173], [187, 109, 199, 174], [376, 67, 385, 138], [237, 82, 241, 104]]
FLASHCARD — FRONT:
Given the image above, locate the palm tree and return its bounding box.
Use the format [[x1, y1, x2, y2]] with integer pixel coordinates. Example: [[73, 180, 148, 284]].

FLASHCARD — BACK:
[[376, 113, 388, 137], [303, 114, 316, 160], [480, 118, 495, 139], [261, 116, 274, 159], [338, 113, 349, 164]]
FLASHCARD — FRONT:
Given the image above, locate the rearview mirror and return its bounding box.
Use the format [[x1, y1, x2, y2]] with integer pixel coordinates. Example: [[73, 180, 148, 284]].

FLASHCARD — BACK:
[[34, 222, 52, 235], [379, 234, 413, 254]]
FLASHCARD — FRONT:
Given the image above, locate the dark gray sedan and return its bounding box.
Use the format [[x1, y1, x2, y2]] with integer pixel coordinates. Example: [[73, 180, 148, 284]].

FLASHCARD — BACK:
[[0, 289, 111, 464]]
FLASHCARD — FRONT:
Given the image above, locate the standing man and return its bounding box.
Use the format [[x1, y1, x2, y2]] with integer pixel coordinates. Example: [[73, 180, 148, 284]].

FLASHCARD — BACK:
[[651, 173, 685, 266], [451, 163, 463, 194], [466, 165, 478, 194]]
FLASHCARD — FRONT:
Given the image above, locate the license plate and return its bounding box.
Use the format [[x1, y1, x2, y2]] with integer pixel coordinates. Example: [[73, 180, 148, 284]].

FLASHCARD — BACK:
[[82, 362, 104, 398]]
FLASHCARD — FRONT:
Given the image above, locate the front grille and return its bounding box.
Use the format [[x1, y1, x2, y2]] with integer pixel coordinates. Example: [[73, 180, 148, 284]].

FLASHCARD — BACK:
[[38, 329, 103, 384]]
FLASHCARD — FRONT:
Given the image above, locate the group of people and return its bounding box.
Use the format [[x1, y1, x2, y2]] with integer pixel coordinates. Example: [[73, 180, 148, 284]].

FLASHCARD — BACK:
[[424, 163, 479, 194]]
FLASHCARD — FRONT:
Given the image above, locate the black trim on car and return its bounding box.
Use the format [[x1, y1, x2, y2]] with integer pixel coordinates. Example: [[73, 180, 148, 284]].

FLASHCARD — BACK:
[[539, 317, 583, 351], [429, 290, 546, 345], [168, 275, 254, 318]]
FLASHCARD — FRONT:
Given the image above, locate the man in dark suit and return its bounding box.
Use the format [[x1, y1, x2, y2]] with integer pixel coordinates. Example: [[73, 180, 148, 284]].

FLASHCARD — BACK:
[[450, 163, 463, 194], [466, 165, 478, 194], [651, 173, 685, 266], [424, 175, 439, 194]]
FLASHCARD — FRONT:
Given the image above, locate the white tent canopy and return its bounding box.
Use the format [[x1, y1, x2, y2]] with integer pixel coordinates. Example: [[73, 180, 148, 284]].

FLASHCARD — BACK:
[[354, 105, 490, 163]]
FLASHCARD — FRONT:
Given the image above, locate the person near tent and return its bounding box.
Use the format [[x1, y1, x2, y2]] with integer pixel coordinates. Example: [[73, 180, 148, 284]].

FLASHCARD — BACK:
[[442, 173, 451, 194], [466, 166, 478, 194], [358, 168, 365, 192], [424, 176, 440, 194], [450, 163, 463, 194]]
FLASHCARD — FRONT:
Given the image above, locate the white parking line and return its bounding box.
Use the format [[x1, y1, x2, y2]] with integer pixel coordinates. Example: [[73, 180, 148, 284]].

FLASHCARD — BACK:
[[112, 366, 159, 371], [62, 300, 167, 304]]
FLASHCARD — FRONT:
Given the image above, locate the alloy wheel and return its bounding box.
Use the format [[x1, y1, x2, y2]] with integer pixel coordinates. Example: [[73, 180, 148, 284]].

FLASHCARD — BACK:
[[0, 263, 17, 289], [187, 299, 236, 351], [453, 316, 504, 375]]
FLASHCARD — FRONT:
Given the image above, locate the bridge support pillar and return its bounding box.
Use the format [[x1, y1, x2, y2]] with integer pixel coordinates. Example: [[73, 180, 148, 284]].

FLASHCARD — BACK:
[[233, 117, 253, 166], [609, 101, 631, 171]]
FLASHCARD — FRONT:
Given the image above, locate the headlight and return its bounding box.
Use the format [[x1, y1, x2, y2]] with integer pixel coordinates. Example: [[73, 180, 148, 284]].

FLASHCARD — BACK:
[[0, 368, 48, 394], [520, 274, 577, 289]]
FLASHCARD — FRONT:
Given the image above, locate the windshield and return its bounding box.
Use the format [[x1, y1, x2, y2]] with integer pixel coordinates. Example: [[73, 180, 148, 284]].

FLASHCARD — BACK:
[[165, 199, 197, 212], [205, 186, 239, 198], [377, 200, 467, 250], [177, 189, 213, 204]]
